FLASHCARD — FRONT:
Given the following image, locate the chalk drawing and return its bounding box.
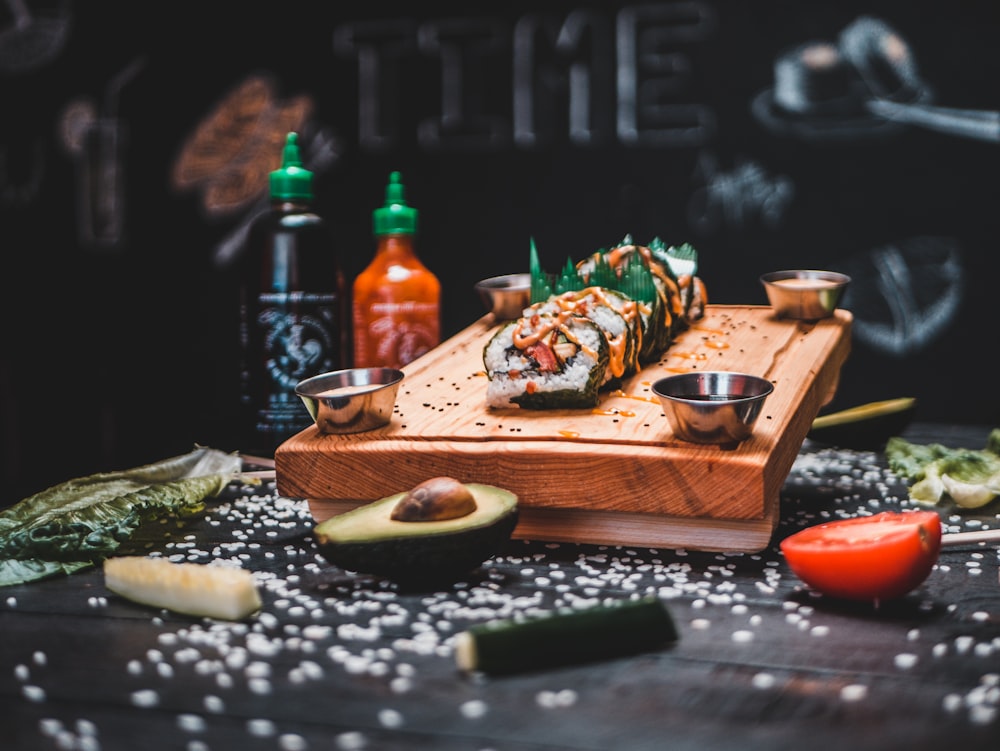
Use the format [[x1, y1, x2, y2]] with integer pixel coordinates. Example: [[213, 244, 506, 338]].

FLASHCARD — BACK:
[[57, 57, 145, 249], [171, 74, 315, 218], [334, 3, 718, 152], [0, 0, 71, 74], [840, 236, 964, 357], [752, 15, 999, 143], [512, 10, 615, 148], [169, 74, 341, 268], [333, 18, 417, 152], [416, 17, 509, 150], [687, 151, 794, 234]]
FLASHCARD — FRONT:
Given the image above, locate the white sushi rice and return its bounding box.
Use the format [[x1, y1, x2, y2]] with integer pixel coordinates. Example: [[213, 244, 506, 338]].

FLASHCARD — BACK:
[[8, 441, 1000, 745], [483, 317, 606, 408]]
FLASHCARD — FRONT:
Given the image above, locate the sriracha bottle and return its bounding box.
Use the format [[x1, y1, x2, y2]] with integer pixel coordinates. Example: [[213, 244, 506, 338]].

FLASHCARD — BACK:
[[352, 172, 440, 369], [237, 132, 347, 456]]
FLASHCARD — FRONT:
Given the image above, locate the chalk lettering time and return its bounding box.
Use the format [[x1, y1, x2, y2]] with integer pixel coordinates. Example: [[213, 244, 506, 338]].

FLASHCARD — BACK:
[[333, 2, 717, 152]]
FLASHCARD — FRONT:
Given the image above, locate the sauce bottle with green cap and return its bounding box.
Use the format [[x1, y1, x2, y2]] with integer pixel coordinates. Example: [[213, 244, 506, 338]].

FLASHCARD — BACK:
[[352, 171, 440, 369], [238, 132, 347, 456]]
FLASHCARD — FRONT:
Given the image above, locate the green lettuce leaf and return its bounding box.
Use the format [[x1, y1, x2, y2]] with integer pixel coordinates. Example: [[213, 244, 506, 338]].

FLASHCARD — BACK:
[[0, 447, 241, 587], [886, 429, 1000, 509]]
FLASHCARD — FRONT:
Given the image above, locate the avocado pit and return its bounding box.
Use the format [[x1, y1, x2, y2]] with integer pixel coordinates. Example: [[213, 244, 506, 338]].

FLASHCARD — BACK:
[[391, 476, 477, 522]]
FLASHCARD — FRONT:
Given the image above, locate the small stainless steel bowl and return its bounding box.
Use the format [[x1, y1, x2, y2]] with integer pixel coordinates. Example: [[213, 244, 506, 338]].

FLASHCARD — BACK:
[[295, 368, 404, 434], [651, 371, 774, 445], [475, 273, 532, 320], [760, 270, 850, 320]]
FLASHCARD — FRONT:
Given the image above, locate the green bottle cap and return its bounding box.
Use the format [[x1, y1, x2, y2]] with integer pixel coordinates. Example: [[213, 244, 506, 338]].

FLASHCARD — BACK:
[[269, 132, 313, 201], [373, 171, 418, 235]]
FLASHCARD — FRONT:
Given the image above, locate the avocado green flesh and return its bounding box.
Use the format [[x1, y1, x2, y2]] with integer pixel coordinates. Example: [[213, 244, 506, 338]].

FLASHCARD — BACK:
[[808, 398, 916, 449], [313, 483, 519, 582]]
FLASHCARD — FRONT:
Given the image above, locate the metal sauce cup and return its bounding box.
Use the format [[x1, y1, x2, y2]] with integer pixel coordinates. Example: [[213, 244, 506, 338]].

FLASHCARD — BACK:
[[475, 273, 532, 320], [760, 270, 850, 320], [295, 368, 404, 434], [651, 371, 774, 445]]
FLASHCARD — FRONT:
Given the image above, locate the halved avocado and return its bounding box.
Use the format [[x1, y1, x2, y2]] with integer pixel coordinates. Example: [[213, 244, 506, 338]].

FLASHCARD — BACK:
[[807, 397, 916, 450], [313, 479, 519, 584]]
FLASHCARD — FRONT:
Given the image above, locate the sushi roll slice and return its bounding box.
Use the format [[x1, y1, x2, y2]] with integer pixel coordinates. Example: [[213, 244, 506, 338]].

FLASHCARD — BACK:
[[483, 313, 610, 409], [651, 240, 709, 330], [532, 287, 641, 382], [576, 242, 676, 354]]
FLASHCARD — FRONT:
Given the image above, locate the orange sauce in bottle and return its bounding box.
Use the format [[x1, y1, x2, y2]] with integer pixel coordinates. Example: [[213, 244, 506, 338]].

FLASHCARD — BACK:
[[352, 172, 440, 369]]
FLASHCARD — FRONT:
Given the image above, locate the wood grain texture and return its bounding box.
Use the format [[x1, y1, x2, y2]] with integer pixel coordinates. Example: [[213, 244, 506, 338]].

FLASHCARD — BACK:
[[276, 305, 852, 551]]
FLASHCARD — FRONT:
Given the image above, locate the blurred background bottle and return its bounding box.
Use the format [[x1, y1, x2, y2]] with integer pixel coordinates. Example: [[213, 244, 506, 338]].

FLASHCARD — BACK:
[[238, 132, 348, 456], [352, 171, 440, 369]]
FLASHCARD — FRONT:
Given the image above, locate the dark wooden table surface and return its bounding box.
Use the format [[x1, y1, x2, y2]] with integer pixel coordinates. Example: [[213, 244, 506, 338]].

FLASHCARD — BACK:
[[2, 424, 998, 751]]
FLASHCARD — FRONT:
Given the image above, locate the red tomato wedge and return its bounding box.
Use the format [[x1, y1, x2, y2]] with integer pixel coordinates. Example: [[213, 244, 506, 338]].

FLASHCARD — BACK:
[[780, 510, 942, 603]]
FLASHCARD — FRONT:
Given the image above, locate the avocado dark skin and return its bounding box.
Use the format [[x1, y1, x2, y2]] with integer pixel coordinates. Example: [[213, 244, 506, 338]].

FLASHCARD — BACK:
[[313, 480, 519, 585]]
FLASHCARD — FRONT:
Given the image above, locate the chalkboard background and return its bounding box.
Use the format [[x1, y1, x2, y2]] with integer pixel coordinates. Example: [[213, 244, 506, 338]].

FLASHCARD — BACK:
[[2, 0, 998, 502]]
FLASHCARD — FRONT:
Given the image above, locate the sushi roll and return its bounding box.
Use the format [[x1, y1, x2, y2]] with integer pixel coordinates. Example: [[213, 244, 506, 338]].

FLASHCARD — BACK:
[[532, 287, 641, 382], [483, 312, 610, 409]]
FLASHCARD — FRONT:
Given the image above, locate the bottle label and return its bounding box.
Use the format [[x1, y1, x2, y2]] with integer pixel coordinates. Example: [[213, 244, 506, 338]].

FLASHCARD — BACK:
[[246, 292, 341, 441], [354, 301, 440, 369]]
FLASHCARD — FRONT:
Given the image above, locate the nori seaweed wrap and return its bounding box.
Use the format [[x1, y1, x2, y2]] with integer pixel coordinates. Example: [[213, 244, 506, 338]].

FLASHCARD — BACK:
[[531, 287, 640, 382], [483, 313, 610, 409]]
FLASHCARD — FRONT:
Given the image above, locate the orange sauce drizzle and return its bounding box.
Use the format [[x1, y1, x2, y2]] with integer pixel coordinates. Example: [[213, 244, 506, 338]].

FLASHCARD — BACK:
[[607, 389, 658, 404], [671, 351, 708, 361], [591, 407, 637, 417]]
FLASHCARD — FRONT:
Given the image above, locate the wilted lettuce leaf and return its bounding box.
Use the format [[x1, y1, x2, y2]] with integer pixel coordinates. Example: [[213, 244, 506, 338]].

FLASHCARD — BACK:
[[886, 429, 1000, 509], [0, 447, 241, 587]]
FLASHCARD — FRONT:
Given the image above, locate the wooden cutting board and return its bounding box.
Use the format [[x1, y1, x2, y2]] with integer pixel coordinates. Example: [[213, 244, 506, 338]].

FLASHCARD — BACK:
[[275, 305, 852, 552]]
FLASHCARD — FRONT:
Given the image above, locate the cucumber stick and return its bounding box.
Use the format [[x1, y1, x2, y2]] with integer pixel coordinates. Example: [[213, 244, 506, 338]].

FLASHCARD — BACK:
[[454, 596, 678, 675], [104, 556, 262, 621]]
